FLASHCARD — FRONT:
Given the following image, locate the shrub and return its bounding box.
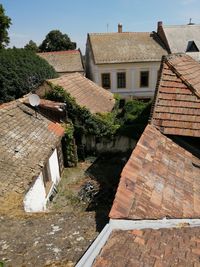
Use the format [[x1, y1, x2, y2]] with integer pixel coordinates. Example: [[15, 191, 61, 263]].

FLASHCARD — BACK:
[[0, 48, 58, 103], [45, 84, 120, 138]]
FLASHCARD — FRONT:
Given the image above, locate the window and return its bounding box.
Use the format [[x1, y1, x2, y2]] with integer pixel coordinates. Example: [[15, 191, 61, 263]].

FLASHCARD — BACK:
[[186, 41, 199, 52], [101, 73, 111, 89], [140, 71, 149, 87], [117, 72, 126, 88]]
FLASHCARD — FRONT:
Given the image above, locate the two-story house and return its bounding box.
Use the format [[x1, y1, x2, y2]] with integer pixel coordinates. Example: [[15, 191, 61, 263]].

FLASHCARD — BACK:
[[85, 24, 167, 99]]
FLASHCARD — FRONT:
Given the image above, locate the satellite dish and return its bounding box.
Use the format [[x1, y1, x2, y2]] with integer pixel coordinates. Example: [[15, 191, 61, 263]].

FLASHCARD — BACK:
[[28, 94, 40, 107]]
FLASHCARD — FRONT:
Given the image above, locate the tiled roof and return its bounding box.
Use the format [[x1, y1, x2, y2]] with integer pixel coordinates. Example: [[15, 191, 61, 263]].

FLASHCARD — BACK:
[[47, 73, 115, 113], [163, 24, 200, 54], [37, 50, 84, 73], [93, 227, 200, 267], [109, 124, 200, 220], [88, 32, 167, 64], [0, 100, 64, 201], [151, 54, 200, 137]]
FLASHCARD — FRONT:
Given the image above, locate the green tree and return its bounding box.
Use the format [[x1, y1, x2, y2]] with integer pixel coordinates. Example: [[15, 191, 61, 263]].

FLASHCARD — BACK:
[[39, 30, 76, 52], [24, 40, 38, 52], [0, 4, 12, 49], [0, 48, 58, 103]]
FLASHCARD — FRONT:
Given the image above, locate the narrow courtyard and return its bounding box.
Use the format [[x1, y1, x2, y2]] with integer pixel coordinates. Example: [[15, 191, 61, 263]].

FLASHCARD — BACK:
[[0, 153, 130, 267]]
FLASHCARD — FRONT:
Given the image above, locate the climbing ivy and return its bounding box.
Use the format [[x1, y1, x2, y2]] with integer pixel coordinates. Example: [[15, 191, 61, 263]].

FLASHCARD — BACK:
[[61, 122, 78, 167], [45, 84, 120, 138]]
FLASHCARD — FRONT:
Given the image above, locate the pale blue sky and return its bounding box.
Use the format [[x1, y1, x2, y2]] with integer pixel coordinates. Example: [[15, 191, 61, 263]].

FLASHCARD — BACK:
[[1, 0, 200, 53]]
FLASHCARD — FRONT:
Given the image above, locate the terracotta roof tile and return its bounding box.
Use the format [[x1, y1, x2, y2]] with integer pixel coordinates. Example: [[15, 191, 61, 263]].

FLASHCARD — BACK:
[[0, 100, 64, 201], [93, 227, 200, 267], [151, 54, 200, 137], [109, 124, 200, 220], [47, 73, 115, 113], [37, 50, 84, 73], [88, 32, 167, 64]]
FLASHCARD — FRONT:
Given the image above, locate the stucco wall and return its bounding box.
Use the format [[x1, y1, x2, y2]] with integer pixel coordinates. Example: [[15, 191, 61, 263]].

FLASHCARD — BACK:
[[24, 172, 46, 212], [86, 55, 161, 98], [23, 148, 61, 212], [49, 148, 60, 184]]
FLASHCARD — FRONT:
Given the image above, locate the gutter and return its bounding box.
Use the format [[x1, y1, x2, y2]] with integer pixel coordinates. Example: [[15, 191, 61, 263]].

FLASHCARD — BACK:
[[75, 218, 200, 267]]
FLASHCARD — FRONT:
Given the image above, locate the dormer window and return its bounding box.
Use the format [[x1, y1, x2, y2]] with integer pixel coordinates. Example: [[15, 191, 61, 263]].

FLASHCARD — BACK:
[[186, 41, 199, 52]]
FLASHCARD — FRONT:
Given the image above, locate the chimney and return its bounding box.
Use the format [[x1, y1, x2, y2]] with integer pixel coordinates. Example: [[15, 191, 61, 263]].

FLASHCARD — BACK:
[[157, 21, 163, 32], [118, 23, 122, 33]]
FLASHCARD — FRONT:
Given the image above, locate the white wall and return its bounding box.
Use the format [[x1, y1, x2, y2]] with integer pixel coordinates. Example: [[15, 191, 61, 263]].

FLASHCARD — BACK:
[[23, 148, 61, 212], [49, 148, 60, 184], [23, 172, 46, 212], [88, 58, 160, 98]]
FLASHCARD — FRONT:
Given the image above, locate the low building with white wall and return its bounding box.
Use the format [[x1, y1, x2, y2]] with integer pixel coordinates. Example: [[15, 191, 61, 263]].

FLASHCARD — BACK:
[[0, 99, 65, 213], [85, 24, 168, 99]]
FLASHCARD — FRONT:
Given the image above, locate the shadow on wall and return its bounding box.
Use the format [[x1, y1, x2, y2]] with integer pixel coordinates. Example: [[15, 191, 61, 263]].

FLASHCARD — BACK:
[[84, 151, 132, 232]]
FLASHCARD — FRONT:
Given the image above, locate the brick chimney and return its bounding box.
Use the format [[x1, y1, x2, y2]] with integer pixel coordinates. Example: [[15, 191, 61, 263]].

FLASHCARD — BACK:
[[118, 23, 122, 33], [157, 21, 163, 33], [156, 21, 171, 53]]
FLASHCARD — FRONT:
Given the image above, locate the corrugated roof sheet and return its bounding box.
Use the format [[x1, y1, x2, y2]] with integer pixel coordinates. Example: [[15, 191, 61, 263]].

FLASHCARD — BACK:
[[47, 73, 115, 113], [93, 227, 200, 267], [37, 50, 84, 73], [109, 124, 200, 220], [0, 101, 64, 199], [151, 54, 200, 137], [88, 32, 167, 64]]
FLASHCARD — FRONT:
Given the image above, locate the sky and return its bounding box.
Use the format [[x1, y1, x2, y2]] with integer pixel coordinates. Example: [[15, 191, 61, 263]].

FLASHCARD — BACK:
[[1, 0, 200, 53]]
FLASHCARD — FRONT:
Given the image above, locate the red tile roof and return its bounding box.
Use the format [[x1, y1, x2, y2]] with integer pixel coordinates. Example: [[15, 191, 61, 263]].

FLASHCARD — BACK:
[[93, 227, 200, 267], [37, 50, 84, 74], [47, 73, 115, 113], [109, 124, 200, 220], [151, 54, 200, 137]]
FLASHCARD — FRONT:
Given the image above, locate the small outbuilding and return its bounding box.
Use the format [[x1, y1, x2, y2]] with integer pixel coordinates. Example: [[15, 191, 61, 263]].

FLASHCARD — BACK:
[[0, 100, 65, 213]]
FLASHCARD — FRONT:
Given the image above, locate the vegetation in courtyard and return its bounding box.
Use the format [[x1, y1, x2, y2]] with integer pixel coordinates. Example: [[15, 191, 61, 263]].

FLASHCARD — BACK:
[[62, 122, 78, 167], [46, 84, 151, 139], [0, 49, 58, 103], [45, 84, 120, 138], [117, 99, 152, 139]]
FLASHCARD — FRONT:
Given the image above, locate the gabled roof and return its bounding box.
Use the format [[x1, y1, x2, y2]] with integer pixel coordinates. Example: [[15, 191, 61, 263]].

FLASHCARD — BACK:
[[162, 24, 200, 54], [47, 73, 115, 113], [0, 100, 64, 206], [88, 32, 167, 64], [93, 227, 200, 267], [109, 124, 200, 220], [37, 50, 84, 73], [151, 54, 200, 137]]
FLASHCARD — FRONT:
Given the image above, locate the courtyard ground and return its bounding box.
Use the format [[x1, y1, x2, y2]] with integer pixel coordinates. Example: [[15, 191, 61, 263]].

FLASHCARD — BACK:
[[0, 152, 130, 267]]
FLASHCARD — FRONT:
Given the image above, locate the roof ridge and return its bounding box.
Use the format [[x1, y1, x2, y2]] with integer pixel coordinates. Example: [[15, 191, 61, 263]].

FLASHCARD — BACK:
[[37, 50, 79, 55], [89, 31, 152, 35], [165, 54, 200, 98]]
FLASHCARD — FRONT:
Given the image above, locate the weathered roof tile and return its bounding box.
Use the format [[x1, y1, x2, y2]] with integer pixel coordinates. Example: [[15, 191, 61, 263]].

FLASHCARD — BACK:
[[0, 101, 64, 202], [109, 124, 200, 220], [46, 73, 115, 113], [151, 54, 200, 137], [37, 50, 84, 73], [88, 32, 167, 64]]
